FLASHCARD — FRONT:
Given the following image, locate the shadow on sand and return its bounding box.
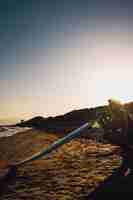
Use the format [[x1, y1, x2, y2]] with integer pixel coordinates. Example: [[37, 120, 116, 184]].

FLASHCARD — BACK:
[[86, 166, 133, 199], [0, 166, 31, 198]]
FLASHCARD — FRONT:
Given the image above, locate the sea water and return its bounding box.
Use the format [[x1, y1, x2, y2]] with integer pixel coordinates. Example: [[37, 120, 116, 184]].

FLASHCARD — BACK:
[[0, 126, 31, 137]]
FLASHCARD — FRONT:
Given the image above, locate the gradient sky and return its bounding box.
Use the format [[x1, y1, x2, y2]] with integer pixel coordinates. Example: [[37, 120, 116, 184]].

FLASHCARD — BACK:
[[1, 0, 133, 123]]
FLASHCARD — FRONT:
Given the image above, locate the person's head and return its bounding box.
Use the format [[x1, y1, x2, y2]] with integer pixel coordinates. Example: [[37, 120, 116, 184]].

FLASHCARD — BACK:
[[108, 99, 122, 112]]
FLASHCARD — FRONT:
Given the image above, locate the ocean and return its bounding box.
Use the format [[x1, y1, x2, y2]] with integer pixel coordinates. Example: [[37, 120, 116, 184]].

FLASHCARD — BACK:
[[0, 126, 31, 137]]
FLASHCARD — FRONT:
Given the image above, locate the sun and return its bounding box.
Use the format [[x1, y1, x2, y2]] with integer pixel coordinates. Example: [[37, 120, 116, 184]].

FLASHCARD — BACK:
[[91, 67, 133, 106]]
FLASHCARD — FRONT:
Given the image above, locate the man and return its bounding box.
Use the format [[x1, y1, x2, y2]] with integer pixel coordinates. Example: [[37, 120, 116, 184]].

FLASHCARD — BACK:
[[92, 99, 129, 145], [104, 99, 133, 176], [88, 100, 133, 199], [106, 99, 128, 144]]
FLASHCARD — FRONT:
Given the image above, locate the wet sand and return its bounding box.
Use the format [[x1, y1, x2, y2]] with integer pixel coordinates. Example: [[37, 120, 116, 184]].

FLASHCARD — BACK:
[[0, 129, 121, 200]]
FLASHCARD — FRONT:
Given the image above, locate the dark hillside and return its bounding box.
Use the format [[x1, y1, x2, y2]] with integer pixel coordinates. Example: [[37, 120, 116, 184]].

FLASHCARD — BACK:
[[16, 101, 133, 133]]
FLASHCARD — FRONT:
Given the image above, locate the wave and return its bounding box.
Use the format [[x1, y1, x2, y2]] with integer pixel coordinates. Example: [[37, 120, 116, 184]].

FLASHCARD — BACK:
[[0, 126, 31, 137]]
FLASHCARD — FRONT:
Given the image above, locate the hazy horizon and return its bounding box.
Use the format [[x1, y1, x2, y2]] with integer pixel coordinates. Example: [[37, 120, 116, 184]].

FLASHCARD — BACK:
[[0, 103, 105, 125], [1, 1, 133, 124]]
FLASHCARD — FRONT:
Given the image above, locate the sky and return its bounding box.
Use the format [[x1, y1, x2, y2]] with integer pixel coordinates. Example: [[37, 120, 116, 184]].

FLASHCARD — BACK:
[[1, 0, 133, 124]]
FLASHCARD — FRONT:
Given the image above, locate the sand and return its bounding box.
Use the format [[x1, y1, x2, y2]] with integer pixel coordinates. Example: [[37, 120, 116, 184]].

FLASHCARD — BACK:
[[0, 129, 121, 200]]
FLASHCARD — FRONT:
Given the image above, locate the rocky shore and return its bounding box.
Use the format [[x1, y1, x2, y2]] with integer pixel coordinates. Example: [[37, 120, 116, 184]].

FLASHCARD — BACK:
[[0, 129, 121, 200]]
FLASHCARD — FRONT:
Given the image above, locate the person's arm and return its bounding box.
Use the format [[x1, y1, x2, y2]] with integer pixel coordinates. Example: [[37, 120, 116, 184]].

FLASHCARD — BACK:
[[121, 108, 128, 138]]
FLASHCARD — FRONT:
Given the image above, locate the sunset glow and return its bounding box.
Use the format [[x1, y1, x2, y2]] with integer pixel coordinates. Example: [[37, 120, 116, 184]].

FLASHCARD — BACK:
[[91, 67, 133, 106], [0, 1, 133, 124]]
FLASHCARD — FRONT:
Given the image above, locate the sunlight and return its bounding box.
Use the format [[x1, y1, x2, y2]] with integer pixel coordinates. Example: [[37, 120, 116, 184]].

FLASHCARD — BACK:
[[91, 67, 133, 105]]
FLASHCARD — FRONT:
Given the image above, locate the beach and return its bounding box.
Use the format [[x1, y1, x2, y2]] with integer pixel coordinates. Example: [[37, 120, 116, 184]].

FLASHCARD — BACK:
[[0, 129, 121, 199]]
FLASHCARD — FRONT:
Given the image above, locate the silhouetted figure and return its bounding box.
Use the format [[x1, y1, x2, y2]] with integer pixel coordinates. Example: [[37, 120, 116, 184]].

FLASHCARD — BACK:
[[87, 99, 133, 199]]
